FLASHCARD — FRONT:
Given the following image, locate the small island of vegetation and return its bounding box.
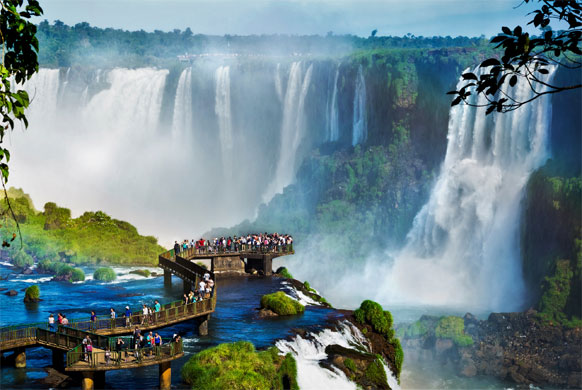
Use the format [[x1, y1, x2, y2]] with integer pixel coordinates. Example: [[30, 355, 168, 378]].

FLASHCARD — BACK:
[[260, 291, 305, 316], [93, 267, 117, 282], [181, 341, 298, 390]]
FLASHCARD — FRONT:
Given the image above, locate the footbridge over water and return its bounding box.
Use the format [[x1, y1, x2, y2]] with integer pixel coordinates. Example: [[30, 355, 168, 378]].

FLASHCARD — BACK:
[[158, 244, 294, 283]]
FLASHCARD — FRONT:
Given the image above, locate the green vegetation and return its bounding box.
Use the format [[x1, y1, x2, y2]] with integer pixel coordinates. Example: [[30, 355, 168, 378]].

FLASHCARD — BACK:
[[181, 341, 298, 390], [435, 316, 474, 347], [12, 251, 34, 268], [35, 20, 488, 68], [522, 163, 581, 328], [344, 358, 356, 372], [354, 300, 403, 378], [70, 268, 85, 282], [93, 267, 117, 282], [129, 269, 151, 277], [260, 292, 305, 316], [364, 355, 389, 389], [24, 285, 40, 301], [276, 267, 293, 279], [0, 189, 165, 267]]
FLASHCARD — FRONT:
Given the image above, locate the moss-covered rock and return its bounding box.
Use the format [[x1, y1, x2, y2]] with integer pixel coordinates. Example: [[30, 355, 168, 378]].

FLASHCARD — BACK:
[[24, 285, 40, 302], [353, 300, 402, 380], [93, 267, 117, 282], [435, 316, 474, 347], [129, 269, 151, 277], [275, 267, 293, 279], [260, 292, 304, 316], [181, 341, 298, 390], [324, 345, 390, 390]]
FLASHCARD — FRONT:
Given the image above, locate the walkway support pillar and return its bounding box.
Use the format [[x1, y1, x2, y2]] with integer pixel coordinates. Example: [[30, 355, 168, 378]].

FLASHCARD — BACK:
[[81, 372, 94, 390], [164, 270, 172, 287], [183, 279, 191, 295], [14, 347, 26, 368], [196, 314, 209, 336], [52, 350, 65, 371], [159, 361, 171, 390], [95, 372, 105, 389]]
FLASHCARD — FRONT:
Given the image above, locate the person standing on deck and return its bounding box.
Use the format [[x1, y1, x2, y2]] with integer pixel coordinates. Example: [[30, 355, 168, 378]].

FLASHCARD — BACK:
[[173, 241, 180, 256], [124, 306, 132, 327], [48, 314, 55, 332]]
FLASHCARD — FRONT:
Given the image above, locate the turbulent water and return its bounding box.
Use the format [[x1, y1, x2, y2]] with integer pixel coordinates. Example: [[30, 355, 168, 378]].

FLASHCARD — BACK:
[[9, 61, 366, 244], [276, 320, 399, 390]]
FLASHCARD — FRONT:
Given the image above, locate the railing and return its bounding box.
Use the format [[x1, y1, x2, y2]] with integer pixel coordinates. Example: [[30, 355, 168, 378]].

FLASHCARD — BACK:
[[66, 339, 183, 369], [61, 295, 216, 333], [0, 327, 37, 345], [164, 243, 294, 259]]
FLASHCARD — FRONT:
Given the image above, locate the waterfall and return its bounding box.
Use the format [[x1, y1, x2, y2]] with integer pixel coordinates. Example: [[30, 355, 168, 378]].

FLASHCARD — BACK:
[[172, 67, 193, 137], [276, 321, 399, 390], [275, 63, 284, 102], [352, 65, 367, 146], [377, 66, 557, 312], [262, 62, 313, 202], [326, 65, 340, 142], [24, 68, 60, 122], [215, 65, 233, 173]]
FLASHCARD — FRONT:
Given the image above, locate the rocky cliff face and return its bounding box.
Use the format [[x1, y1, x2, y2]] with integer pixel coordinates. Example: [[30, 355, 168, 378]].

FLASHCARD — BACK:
[[400, 311, 582, 388]]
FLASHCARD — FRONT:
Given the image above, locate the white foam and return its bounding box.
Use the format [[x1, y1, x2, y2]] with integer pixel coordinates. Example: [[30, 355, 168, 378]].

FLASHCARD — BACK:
[[276, 320, 399, 390]]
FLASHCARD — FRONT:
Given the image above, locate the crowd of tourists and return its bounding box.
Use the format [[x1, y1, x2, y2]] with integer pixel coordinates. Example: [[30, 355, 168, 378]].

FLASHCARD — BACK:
[[173, 232, 293, 254], [76, 327, 182, 365]]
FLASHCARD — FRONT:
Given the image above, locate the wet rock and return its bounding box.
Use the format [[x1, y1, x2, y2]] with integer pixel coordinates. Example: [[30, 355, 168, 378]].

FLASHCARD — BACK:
[[5, 289, 17, 296], [22, 268, 34, 275], [257, 308, 278, 318]]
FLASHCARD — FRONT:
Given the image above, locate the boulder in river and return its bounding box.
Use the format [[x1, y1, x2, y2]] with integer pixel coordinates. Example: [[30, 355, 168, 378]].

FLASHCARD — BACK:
[[5, 289, 17, 296]]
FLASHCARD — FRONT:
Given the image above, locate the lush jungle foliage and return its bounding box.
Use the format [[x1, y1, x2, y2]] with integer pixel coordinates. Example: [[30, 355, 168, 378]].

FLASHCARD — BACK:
[[181, 341, 298, 390], [0, 188, 164, 267]]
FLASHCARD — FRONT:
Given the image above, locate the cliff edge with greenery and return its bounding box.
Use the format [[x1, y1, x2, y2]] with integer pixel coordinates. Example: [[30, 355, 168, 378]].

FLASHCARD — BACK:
[[1, 188, 164, 267]]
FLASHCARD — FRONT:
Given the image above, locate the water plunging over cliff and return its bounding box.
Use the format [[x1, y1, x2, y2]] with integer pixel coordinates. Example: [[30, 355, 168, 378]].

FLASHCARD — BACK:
[[352, 65, 367, 146], [263, 62, 314, 202], [377, 67, 556, 312], [172, 67, 193, 137], [326, 65, 340, 142], [215, 65, 234, 174]]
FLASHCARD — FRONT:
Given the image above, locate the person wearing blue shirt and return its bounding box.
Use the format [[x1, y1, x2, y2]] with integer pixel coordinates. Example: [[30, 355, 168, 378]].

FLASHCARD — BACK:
[[124, 306, 132, 327]]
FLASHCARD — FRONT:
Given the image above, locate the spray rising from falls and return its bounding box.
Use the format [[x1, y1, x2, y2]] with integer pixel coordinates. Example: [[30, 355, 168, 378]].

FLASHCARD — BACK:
[[376, 67, 556, 312], [263, 62, 314, 201], [172, 67, 193, 137], [352, 65, 367, 146]]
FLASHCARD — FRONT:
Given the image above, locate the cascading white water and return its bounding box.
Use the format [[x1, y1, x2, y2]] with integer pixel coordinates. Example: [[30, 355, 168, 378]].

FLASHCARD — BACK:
[[275, 63, 284, 103], [275, 321, 399, 390], [326, 65, 340, 142], [215, 65, 234, 173], [375, 67, 557, 312], [22, 68, 60, 121], [352, 65, 367, 146], [172, 67, 193, 137], [262, 62, 313, 202]]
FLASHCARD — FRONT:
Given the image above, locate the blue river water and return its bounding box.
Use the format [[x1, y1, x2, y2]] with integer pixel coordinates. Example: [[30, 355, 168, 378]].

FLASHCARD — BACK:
[[0, 264, 334, 389]]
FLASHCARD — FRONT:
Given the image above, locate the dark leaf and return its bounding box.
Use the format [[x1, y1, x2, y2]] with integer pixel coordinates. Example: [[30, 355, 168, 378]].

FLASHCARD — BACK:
[[480, 58, 501, 67], [509, 75, 518, 87], [502, 26, 512, 35], [462, 72, 478, 81]]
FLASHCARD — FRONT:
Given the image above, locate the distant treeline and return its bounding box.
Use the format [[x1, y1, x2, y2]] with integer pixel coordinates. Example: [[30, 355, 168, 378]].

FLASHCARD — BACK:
[[36, 20, 488, 68]]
